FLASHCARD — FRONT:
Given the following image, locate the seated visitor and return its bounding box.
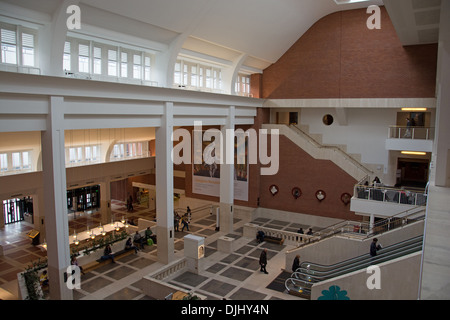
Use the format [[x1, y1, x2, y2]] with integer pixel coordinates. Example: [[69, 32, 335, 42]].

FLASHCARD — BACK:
[[71, 255, 85, 275], [40, 270, 49, 287], [101, 244, 115, 263], [125, 237, 138, 253], [133, 231, 145, 249], [145, 227, 157, 244], [256, 230, 265, 243]]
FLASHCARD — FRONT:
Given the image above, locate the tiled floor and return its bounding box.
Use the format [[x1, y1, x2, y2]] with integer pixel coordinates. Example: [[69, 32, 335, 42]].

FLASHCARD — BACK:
[[0, 201, 308, 300]]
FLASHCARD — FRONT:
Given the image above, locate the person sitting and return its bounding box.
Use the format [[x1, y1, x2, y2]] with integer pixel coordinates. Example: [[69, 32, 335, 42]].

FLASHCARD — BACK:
[[256, 230, 265, 243], [125, 237, 138, 253], [145, 227, 157, 244], [101, 244, 115, 263], [40, 270, 49, 287], [297, 228, 304, 242], [133, 231, 145, 249], [71, 255, 85, 275]]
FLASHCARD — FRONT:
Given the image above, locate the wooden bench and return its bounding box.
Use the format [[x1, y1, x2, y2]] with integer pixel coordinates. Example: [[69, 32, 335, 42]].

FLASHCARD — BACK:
[[82, 248, 135, 273], [264, 235, 284, 245]]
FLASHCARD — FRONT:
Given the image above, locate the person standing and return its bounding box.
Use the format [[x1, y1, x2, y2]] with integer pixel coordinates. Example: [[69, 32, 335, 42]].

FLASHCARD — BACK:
[[370, 238, 382, 257], [186, 206, 192, 222], [292, 255, 301, 273], [259, 249, 268, 274]]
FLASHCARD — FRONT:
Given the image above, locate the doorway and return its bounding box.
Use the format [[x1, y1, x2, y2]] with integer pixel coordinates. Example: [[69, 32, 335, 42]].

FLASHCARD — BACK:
[[3, 196, 33, 225], [67, 185, 100, 213], [397, 158, 429, 189]]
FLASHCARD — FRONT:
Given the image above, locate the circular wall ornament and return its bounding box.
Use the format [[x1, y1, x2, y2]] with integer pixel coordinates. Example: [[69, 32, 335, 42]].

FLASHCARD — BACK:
[[269, 185, 279, 196], [341, 193, 352, 205], [316, 190, 326, 201], [323, 114, 334, 126], [292, 187, 302, 199]]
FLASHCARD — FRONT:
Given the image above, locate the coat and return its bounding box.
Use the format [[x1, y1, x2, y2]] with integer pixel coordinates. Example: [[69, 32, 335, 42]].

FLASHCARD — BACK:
[[292, 257, 300, 272], [259, 250, 267, 265]]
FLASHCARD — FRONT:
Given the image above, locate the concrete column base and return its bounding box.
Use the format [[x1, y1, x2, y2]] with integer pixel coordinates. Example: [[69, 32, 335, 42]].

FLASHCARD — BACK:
[[156, 226, 175, 265], [219, 203, 234, 234], [47, 265, 73, 300]]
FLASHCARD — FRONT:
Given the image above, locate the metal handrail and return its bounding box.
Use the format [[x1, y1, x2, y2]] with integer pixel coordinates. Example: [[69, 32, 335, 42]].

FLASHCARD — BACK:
[[289, 205, 425, 251], [296, 236, 423, 276], [286, 235, 423, 296], [174, 204, 214, 220], [353, 184, 428, 206], [388, 125, 435, 140]]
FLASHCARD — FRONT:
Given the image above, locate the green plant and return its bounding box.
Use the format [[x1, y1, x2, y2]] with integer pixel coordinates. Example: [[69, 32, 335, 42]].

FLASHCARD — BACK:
[[182, 292, 201, 300], [22, 258, 48, 300], [23, 270, 43, 300]]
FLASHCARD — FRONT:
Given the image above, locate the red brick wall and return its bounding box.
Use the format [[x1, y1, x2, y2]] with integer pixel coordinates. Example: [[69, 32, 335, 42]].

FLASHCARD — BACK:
[[261, 7, 438, 99], [259, 135, 359, 221]]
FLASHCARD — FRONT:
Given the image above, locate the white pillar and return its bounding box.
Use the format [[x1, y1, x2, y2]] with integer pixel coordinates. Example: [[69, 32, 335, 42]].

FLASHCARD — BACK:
[[41, 96, 72, 300], [433, 0, 450, 187], [155, 102, 175, 264], [99, 179, 111, 225], [369, 214, 375, 235], [219, 106, 235, 233]]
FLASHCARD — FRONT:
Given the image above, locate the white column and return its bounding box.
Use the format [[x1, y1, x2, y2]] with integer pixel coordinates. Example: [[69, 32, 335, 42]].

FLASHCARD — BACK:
[[41, 96, 72, 300], [99, 179, 111, 225], [219, 106, 235, 233], [369, 214, 375, 235], [155, 102, 175, 264], [434, 0, 450, 187]]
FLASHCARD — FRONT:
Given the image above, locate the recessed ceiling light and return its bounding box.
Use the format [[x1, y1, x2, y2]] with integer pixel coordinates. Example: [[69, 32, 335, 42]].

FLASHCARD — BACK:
[[401, 108, 428, 111], [401, 151, 427, 156]]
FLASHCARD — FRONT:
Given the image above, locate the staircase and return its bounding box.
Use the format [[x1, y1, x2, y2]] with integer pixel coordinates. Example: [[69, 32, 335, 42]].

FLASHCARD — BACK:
[[262, 124, 373, 181]]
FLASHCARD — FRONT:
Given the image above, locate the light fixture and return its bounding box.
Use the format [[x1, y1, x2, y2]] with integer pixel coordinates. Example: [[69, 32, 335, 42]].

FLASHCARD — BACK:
[[402, 108, 427, 111], [401, 151, 427, 156]]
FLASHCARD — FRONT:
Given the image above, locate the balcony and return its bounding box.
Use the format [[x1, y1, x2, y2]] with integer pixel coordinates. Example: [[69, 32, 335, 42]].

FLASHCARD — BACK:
[[350, 184, 427, 218], [385, 126, 434, 153]]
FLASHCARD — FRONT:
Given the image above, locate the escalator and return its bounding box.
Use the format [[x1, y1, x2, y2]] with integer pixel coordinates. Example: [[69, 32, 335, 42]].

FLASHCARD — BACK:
[[285, 235, 423, 298]]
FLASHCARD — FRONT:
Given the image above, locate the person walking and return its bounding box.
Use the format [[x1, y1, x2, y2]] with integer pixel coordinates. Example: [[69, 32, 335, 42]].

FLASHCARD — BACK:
[[181, 214, 190, 232], [259, 249, 268, 274]]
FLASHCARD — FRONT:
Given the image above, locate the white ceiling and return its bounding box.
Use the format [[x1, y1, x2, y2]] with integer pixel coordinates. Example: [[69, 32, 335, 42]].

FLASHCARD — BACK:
[[79, 0, 384, 69], [384, 0, 441, 46], [2, 0, 439, 72]]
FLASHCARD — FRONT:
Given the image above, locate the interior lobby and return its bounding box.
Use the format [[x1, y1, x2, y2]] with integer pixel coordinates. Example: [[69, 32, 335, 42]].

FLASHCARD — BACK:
[[0, 0, 449, 302]]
